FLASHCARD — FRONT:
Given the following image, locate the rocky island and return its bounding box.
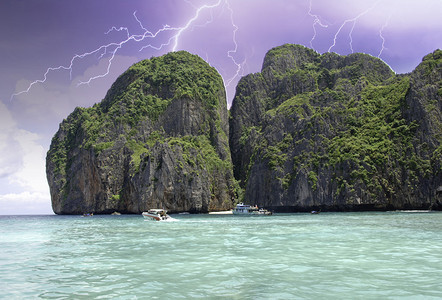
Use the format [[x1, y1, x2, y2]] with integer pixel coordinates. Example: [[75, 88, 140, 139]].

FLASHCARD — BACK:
[[47, 45, 442, 214], [230, 44, 441, 211], [47, 51, 237, 214]]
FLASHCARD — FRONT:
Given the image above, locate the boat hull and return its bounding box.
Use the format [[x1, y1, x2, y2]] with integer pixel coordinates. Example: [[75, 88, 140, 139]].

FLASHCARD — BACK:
[[142, 210, 170, 221], [142, 212, 162, 221], [232, 203, 272, 215]]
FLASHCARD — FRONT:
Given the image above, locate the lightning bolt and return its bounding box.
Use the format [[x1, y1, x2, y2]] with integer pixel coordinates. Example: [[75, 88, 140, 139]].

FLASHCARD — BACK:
[[10, 0, 241, 101], [307, 0, 328, 51], [377, 15, 391, 58], [172, 0, 224, 52], [349, 20, 362, 54], [10, 12, 168, 99], [224, 1, 245, 88], [328, 0, 380, 53], [169, 0, 244, 89]]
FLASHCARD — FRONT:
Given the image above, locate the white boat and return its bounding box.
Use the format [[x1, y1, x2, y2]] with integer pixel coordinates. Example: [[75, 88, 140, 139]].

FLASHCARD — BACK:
[[232, 203, 258, 214], [142, 209, 171, 221], [256, 208, 273, 215], [232, 203, 272, 215]]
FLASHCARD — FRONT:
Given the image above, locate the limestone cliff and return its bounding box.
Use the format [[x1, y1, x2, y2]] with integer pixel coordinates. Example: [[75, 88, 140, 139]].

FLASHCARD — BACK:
[[47, 45, 442, 214], [47, 51, 237, 214], [230, 44, 442, 211]]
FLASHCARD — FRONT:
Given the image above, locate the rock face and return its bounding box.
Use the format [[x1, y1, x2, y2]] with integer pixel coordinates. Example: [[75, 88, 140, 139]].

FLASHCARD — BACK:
[[47, 51, 237, 214], [229, 44, 442, 211]]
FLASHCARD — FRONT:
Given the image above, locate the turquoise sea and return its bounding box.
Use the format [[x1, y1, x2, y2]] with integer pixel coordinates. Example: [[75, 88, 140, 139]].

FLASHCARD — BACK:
[[1, 212, 441, 299]]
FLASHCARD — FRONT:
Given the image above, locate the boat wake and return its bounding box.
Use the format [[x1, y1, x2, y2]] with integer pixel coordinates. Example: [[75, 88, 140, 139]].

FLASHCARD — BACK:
[[143, 216, 179, 222], [161, 217, 178, 222]]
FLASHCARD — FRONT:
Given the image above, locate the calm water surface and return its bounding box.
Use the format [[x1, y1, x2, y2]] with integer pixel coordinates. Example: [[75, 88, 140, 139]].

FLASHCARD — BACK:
[[1, 212, 441, 299]]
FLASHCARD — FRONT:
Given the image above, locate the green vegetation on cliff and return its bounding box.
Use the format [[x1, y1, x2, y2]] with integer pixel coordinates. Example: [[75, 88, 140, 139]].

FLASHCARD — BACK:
[[47, 51, 236, 214], [49, 52, 228, 176], [230, 44, 442, 211], [104, 51, 224, 116], [47, 45, 442, 214]]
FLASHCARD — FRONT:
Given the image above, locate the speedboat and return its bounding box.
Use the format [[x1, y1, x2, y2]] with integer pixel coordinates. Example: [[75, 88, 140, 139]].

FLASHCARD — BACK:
[[142, 209, 171, 221], [232, 203, 272, 215]]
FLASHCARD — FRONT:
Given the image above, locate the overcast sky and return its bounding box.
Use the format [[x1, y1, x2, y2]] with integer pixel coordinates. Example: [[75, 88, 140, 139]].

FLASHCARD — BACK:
[[0, 0, 441, 215]]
